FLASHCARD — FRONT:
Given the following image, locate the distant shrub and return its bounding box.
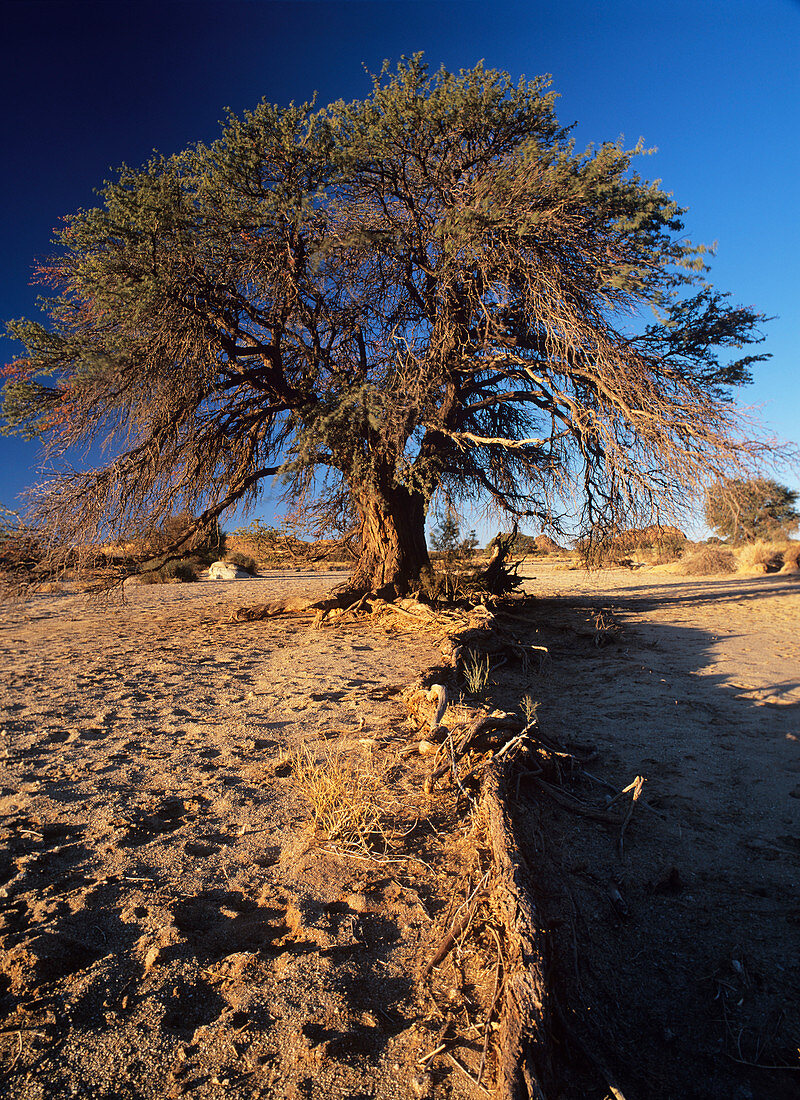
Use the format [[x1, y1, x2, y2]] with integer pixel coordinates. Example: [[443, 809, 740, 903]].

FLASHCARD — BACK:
[[782, 542, 800, 569], [138, 560, 198, 584], [224, 550, 257, 574], [126, 512, 224, 560], [680, 547, 737, 575], [737, 540, 784, 572], [137, 569, 163, 585], [163, 560, 198, 582]]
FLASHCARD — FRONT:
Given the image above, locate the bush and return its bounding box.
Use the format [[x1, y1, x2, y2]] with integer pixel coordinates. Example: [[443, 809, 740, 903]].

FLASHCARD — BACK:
[[737, 540, 784, 572], [163, 560, 198, 582], [138, 559, 198, 584], [224, 550, 257, 574], [137, 569, 164, 584], [290, 744, 384, 852], [127, 512, 224, 559], [680, 547, 737, 575]]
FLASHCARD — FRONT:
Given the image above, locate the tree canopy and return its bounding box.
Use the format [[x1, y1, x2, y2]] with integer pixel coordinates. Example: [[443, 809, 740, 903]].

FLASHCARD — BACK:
[[704, 478, 799, 544], [2, 57, 775, 594]]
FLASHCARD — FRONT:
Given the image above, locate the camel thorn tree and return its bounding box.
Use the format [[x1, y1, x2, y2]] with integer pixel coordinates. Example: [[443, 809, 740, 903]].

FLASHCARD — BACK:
[[2, 57, 777, 598]]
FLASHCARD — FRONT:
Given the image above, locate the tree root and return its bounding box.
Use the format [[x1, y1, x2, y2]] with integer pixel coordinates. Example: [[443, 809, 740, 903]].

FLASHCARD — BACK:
[[478, 759, 552, 1099], [227, 596, 326, 621]]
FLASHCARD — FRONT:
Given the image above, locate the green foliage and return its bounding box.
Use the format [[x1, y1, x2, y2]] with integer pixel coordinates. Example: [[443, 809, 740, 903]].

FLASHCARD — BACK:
[[498, 530, 539, 556], [704, 478, 799, 543], [1, 56, 775, 589], [431, 512, 478, 561], [431, 512, 461, 556]]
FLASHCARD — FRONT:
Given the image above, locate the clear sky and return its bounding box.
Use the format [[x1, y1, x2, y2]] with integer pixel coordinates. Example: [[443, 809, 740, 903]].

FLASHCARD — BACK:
[[2, 0, 798, 538]]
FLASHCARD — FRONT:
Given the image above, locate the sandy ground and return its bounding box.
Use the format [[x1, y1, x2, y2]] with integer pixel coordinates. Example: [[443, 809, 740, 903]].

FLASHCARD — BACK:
[[504, 564, 800, 1100], [1, 564, 799, 1099], [0, 574, 492, 1100]]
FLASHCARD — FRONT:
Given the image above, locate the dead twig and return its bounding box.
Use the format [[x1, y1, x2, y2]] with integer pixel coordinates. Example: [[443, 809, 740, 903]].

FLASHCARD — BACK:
[[618, 775, 645, 856], [445, 1051, 492, 1096], [477, 924, 504, 1087], [421, 875, 489, 978]]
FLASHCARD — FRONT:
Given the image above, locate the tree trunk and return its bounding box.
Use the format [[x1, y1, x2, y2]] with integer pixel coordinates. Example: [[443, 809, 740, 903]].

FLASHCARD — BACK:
[[342, 482, 431, 599]]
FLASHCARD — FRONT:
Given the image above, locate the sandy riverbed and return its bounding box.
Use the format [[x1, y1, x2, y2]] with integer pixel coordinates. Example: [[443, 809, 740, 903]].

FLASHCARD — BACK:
[[1, 565, 798, 1098]]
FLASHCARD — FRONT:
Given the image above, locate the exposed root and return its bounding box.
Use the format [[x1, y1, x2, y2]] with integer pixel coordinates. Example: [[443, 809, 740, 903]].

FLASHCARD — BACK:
[[227, 595, 328, 621], [479, 760, 552, 1099]]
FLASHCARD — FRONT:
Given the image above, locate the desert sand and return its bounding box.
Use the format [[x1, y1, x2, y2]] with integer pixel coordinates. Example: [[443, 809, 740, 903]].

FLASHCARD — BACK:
[[0, 564, 798, 1098]]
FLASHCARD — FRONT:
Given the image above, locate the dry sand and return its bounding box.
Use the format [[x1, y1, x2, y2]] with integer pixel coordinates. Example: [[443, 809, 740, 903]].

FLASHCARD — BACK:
[[1, 564, 798, 1099], [504, 564, 800, 1099]]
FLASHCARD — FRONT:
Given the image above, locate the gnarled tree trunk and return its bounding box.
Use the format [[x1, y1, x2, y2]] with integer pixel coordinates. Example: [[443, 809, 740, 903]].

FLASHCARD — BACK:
[[342, 481, 431, 599]]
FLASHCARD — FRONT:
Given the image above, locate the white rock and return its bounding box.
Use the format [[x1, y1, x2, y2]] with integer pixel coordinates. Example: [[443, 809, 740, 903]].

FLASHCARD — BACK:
[[208, 561, 251, 581]]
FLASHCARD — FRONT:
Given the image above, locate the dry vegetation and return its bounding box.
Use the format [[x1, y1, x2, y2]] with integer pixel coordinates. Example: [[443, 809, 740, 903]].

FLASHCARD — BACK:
[[288, 743, 386, 855]]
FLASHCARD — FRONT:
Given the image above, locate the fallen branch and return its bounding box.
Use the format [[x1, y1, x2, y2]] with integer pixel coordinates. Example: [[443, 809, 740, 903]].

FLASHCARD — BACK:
[[522, 776, 624, 826], [227, 595, 328, 622], [421, 882, 488, 978]]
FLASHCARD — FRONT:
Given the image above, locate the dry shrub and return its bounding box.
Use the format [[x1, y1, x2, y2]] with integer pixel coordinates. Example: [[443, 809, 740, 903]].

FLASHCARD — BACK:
[[224, 550, 257, 574], [138, 560, 198, 584], [736, 540, 784, 572], [781, 542, 800, 570], [680, 546, 737, 576], [290, 744, 385, 851]]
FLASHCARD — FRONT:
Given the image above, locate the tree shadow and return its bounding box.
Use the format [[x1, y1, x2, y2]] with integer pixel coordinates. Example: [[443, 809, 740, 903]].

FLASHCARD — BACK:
[[495, 575, 800, 1099]]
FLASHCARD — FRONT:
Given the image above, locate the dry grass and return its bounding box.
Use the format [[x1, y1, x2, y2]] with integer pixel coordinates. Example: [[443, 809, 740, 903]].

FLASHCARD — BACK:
[[735, 540, 784, 572], [290, 743, 386, 851], [462, 650, 491, 695], [782, 541, 800, 570]]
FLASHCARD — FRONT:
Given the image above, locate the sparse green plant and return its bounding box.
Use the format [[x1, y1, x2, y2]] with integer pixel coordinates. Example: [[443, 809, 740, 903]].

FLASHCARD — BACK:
[[290, 743, 385, 852], [463, 650, 491, 695], [520, 693, 539, 728]]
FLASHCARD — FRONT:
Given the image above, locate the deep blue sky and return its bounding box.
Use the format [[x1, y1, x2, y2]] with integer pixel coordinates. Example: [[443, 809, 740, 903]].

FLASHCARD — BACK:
[[2, 0, 798, 536]]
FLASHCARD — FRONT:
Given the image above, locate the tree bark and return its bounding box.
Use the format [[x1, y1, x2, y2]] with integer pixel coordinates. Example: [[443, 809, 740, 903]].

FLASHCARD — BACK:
[[341, 482, 431, 598]]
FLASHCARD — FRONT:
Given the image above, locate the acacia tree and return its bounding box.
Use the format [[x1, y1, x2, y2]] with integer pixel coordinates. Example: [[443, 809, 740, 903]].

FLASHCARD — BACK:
[[704, 478, 799, 543], [2, 58, 774, 596]]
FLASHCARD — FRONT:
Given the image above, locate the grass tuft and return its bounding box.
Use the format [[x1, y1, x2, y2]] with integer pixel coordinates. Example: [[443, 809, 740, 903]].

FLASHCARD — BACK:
[[290, 743, 385, 852], [462, 650, 491, 695]]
